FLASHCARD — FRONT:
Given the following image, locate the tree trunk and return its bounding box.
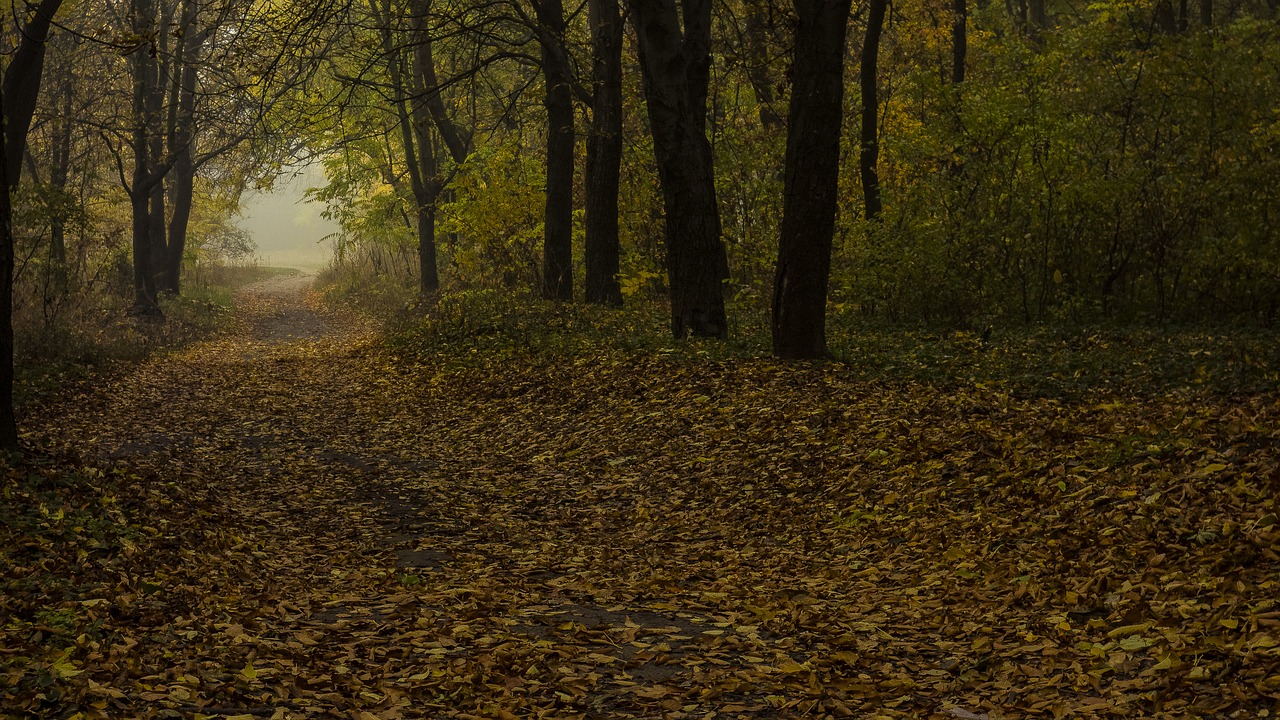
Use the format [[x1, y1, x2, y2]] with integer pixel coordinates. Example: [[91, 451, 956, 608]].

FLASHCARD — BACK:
[[48, 80, 73, 293], [166, 151, 194, 294], [1, 0, 64, 185], [1027, 0, 1047, 35], [0, 83, 19, 451], [411, 3, 463, 293], [859, 0, 886, 220], [744, 0, 783, 129], [1200, 0, 1212, 27], [952, 0, 967, 84], [146, 0, 174, 291], [164, 0, 201, 294], [414, 2, 470, 165], [130, 0, 162, 316], [374, 0, 440, 293], [628, 0, 728, 339], [1154, 0, 1177, 32], [538, 0, 574, 301], [148, 157, 168, 293], [584, 0, 624, 306], [408, 0, 472, 293], [410, 70, 441, 294], [771, 0, 852, 360]]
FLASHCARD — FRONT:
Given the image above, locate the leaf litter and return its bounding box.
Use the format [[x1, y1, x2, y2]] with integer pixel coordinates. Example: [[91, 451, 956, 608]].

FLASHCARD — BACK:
[[5, 284, 1279, 719]]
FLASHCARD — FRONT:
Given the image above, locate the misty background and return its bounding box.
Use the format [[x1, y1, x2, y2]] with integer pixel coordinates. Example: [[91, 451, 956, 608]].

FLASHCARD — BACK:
[[236, 164, 337, 270]]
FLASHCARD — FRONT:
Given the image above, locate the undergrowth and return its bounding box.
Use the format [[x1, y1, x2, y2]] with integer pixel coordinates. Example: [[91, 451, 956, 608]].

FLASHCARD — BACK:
[[376, 288, 1280, 398], [0, 460, 154, 713], [14, 265, 295, 408]]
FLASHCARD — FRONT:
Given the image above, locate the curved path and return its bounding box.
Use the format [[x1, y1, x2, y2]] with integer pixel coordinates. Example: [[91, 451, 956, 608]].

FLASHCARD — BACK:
[[31, 274, 856, 719], [25, 274, 1279, 719]]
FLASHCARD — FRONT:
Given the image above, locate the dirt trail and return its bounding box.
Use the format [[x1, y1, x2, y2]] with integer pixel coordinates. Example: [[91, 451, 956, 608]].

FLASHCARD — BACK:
[[32, 276, 830, 719], [239, 270, 332, 343], [25, 277, 1279, 719]]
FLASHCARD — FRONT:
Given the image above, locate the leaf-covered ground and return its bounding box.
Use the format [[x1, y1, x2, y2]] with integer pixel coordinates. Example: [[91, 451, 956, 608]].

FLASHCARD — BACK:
[[6, 278, 1279, 719]]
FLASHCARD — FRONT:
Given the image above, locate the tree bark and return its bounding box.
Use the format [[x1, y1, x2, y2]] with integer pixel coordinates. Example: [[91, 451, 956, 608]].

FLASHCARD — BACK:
[[147, 0, 175, 291], [1154, 0, 1177, 32], [403, 0, 473, 294], [374, 0, 440, 293], [164, 0, 201, 294], [771, 0, 852, 359], [0, 83, 19, 451], [744, 0, 783, 129], [537, 0, 575, 301], [414, 6, 470, 165], [952, 0, 967, 84], [628, 0, 728, 339], [409, 12, 443, 294], [130, 0, 162, 316], [48, 79, 73, 292], [1027, 0, 1047, 35], [165, 151, 195, 294], [584, 0, 624, 306], [2, 0, 64, 185], [859, 0, 886, 220]]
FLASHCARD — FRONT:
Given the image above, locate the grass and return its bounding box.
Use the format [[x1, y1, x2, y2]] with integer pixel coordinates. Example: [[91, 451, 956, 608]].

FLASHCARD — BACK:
[[378, 288, 1280, 399], [13, 264, 300, 409]]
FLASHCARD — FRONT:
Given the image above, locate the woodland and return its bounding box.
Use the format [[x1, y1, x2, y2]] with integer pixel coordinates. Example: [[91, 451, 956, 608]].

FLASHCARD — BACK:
[[2, 0, 1280, 717]]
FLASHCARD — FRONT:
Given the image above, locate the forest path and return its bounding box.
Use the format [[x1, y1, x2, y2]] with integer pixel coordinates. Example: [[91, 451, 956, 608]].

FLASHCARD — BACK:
[[240, 270, 332, 344], [23, 279, 1280, 719], [33, 277, 859, 719]]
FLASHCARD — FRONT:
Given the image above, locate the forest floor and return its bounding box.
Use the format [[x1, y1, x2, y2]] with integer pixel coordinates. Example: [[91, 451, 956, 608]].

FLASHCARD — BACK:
[[4, 276, 1279, 720]]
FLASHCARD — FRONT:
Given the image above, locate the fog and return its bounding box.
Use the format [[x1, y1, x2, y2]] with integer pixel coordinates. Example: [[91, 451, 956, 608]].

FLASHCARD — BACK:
[[236, 165, 338, 270]]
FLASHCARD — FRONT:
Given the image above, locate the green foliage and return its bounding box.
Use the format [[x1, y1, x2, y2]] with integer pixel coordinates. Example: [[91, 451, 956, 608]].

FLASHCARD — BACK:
[[13, 281, 238, 408], [0, 463, 144, 710], [317, 247, 418, 315], [837, 12, 1280, 325], [384, 289, 1280, 396], [439, 141, 545, 290], [311, 135, 416, 263]]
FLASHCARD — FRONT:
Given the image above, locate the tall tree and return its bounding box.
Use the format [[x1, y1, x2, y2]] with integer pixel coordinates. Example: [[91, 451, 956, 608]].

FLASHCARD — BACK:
[[0, 83, 17, 451], [126, 0, 163, 315], [583, 0, 624, 306], [162, 0, 204, 294], [743, 0, 783, 129], [859, 0, 886, 220], [628, 0, 728, 339], [366, 0, 472, 294], [373, 0, 438, 292], [2, 0, 69, 433], [771, 0, 853, 359], [534, 0, 575, 300], [2, 0, 64, 184]]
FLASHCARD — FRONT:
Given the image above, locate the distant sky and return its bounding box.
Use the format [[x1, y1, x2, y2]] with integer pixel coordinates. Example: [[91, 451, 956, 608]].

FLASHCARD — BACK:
[[236, 164, 338, 270]]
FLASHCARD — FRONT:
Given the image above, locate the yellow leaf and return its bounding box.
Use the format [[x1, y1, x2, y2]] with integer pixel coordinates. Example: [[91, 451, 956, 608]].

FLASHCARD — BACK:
[[1119, 635, 1154, 651], [240, 663, 257, 680], [777, 660, 808, 674], [1107, 623, 1151, 638], [1220, 618, 1239, 629], [52, 654, 83, 678]]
